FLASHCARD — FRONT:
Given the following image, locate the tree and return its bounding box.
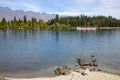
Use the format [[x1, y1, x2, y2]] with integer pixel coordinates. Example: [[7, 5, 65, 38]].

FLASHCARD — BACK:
[[0, 18, 7, 29], [55, 14, 59, 23], [31, 17, 37, 29], [13, 16, 18, 28], [0, 15, 120, 30], [23, 15, 27, 23]]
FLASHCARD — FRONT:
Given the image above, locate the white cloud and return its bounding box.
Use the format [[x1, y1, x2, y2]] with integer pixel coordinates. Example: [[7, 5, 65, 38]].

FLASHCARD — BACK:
[[48, 11, 83, 16], [96, 0, 120, 18], [73, 0, 96, 5], [21, 2, 41, 12], [0, 1, 17, 6], [0, 0, 41, 12], [0, 0, 120, 19], [101, 0, 120, 8], [48, 0, 120, 19], [48, 7, 120, 19]]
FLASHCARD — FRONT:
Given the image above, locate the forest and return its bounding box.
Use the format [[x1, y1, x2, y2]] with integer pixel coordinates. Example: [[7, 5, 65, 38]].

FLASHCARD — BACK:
[[0, 14, 120, 29]]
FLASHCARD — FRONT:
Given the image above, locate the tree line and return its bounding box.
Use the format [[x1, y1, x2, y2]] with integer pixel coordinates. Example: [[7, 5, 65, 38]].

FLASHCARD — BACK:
[[48, 14, 120, 28], [0, 15, 120, 29]]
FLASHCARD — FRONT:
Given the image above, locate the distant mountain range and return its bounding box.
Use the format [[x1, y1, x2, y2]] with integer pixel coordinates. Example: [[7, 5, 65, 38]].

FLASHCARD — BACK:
[[0, 7, 56, 21]]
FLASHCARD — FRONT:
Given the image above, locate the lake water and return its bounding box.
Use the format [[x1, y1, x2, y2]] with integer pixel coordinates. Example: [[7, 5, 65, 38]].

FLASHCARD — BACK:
[[0, 29, 120, 78]]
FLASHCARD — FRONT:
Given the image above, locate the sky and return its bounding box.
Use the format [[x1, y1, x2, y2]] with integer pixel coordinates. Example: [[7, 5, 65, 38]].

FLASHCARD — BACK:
[[0, 0, 120, 19]]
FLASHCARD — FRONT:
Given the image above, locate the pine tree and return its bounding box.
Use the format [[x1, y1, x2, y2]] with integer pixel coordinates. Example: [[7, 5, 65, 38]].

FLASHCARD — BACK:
[[0, 18, 7, 29]]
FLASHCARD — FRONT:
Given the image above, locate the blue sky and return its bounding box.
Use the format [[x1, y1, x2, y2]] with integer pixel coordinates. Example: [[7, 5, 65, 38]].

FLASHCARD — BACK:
[[0, 0, 120, 18]]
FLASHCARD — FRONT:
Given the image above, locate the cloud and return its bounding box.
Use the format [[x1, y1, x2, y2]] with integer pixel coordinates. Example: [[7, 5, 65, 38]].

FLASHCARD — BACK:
[[48, 0, 120, 19], [21, 1, 41, 12], [0, 0, 41, 12], [0, 0, 120, 19], [100, 0, 120, 8], [0, 1, 17, 6], [94, 0, 120, 18], [48, 12, 83, 16]]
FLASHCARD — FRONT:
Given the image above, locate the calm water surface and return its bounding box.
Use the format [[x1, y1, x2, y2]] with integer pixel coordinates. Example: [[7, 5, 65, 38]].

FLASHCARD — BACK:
[[0, 29, 120, 77]]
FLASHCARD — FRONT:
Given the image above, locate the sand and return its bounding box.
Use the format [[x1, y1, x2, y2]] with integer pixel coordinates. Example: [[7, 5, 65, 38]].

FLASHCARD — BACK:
[[6, 70, 120, 80]]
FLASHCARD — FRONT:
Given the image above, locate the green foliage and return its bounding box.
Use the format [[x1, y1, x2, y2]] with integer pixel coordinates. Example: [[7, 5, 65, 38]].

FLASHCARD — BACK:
[[49, 15, 120, 28], [0, 18, 7, 29], [13, 16, 18, 28], [0, 15, 120, 30], [55, 14, 59, 23], [23, 15, 27, 23]]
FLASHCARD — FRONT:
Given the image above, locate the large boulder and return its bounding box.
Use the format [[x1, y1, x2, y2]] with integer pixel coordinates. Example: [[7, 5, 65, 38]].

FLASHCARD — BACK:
[[55, 65, 70, 75]]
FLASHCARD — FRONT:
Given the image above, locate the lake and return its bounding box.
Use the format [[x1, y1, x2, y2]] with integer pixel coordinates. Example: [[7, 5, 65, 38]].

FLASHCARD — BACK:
[[0, 29, 120, 78]]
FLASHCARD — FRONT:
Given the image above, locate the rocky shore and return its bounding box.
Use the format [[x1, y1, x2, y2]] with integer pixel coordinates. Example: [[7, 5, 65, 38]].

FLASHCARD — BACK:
[[4, 70, 120, 80], [1, 55, 120, 80]]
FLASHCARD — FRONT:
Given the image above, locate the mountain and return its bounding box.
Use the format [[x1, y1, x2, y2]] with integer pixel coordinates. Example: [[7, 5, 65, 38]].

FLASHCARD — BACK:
[[0, 7, 56, 21]]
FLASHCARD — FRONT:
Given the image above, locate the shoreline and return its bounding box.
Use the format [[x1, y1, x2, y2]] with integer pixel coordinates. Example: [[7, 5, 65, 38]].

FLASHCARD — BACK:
[[5, 70, 120, 80], [0, 26, 120, 30], [1, 55, 120, 80], [1, 66, 120, 78], [76, 27, 120, 30], [99, 27, 120, 29]]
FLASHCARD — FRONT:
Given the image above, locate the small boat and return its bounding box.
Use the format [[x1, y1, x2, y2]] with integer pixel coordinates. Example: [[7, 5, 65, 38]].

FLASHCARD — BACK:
[[76, 27, 97, 30]]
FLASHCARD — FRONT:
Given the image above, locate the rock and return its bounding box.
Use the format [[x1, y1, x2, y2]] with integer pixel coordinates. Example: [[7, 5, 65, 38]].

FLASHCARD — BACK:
[[93, 63, 98, 67], [77, 57, 90, 69], [97, 69, 102, 71], [63, 65, 69, 69], [92, 59, 97, 63], [81, 69, 89, 76], [91, 55, 95, 58], [75, 70, 81, 73], [0, 75, 5, 80], [90, 68, 102, 72], [55, 68, 62, 75], [55, 65, 70, 76], [90, 55, 98, 67], [81, 72, 88, 76], [90, 68, 96, 71]]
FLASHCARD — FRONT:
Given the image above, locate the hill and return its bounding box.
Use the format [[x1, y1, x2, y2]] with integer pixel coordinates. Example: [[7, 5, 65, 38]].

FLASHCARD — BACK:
[[0, 7, 55, 21]]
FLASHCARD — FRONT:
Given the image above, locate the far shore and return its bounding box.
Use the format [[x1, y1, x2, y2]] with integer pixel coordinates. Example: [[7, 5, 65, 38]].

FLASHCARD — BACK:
[[76, 27, 120, 30], [0, 26, 120, 30], [99, 27, 120, 29]]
